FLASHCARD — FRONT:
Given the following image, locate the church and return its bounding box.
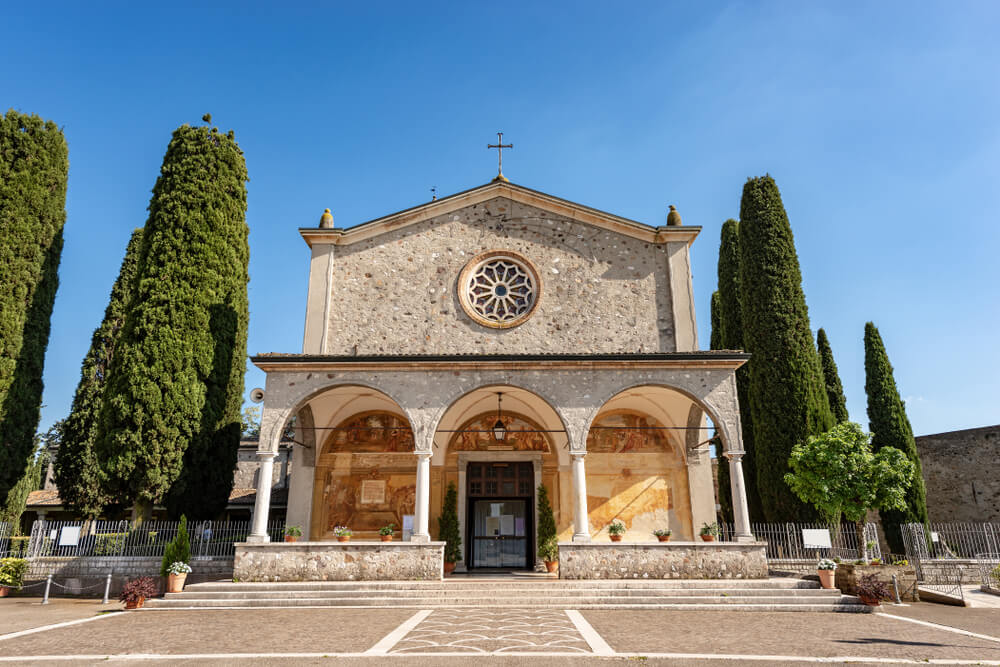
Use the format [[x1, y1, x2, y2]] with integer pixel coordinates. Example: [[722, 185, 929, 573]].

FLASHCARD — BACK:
[[244, 158, 755, 573]]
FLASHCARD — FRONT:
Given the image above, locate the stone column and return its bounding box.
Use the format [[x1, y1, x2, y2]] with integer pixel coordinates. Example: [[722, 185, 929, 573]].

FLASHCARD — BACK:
[[412, 452, 432, 543], [455, 459, 468, 572], [247, 451, 277, 543], [571, 452, 591, 542], [726, 452, 755, 543]]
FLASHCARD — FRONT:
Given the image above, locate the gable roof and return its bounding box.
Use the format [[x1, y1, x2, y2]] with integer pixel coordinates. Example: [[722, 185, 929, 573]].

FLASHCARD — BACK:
[[300, 180, 700, 247]]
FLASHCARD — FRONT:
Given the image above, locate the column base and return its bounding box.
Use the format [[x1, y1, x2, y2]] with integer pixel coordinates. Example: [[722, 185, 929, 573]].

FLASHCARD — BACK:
[[410, 533, 430, 543], [245, 533, 271, 544], [571, 533, 591, 543], [733, 534, 756, 544]]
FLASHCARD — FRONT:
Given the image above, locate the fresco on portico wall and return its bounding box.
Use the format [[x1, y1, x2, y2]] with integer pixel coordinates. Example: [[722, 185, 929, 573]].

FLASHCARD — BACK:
[[322, 411, 414, 453], [584, 457, 692, 541], [317, 469, 416, 535], [447, 413, 551, 453], [586, 411, 678, 453]]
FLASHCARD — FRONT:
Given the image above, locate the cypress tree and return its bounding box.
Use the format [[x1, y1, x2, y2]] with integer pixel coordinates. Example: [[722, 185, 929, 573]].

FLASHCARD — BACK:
[[817, 328, 850, 424], [55, 229, 144, 519], [94, 120, 249, 519], [864, 322, 928, 553], [710, 291, 733, 522], [0, 442, 48, 533], [0, 111, 68, 500], [738, 176, 834, 521], [717, 219, 764, 521]]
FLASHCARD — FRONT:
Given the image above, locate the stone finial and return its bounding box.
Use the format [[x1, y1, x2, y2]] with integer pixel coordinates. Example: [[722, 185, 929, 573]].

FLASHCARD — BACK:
[[319, 208, 334, 229], [666, 205, 682, 227]]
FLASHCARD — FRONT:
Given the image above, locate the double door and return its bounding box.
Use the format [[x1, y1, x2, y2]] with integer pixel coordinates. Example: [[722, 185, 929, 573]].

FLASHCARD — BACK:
[[466, 462, 534, 570]]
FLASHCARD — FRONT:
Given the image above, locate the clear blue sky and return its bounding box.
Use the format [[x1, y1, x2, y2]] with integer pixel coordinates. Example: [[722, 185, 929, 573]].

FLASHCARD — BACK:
[[4, 2, 998, 437]]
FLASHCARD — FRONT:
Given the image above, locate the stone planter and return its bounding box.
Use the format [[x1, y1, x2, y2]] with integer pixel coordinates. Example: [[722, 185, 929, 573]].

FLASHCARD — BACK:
[[834, 564, 918, 602], [817, 569, 835, 589], [166, 573, 187, 593]]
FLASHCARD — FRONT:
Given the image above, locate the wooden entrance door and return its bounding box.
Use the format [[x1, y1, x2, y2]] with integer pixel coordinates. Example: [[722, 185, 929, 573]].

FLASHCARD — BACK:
[[466, 462, 534, 569]]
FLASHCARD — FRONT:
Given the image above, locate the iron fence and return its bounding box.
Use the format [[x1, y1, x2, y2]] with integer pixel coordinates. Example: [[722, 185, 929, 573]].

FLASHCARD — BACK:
[[901, 522, 1000, 560], [718, 522, 882, 561], [22, 519, 284, 559], [977, 553, 1000, 592]]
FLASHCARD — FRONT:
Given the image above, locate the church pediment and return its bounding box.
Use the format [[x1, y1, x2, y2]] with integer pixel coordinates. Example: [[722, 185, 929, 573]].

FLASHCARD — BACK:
[[300, 180, 699, 247]]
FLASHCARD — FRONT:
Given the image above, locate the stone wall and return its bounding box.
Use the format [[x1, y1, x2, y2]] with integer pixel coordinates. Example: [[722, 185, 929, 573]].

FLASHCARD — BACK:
[[233, 541, 444, 581], [558, 541, 767, 579], [24, 556, 233, 597], [834, 564, 919, 602], [916, 425, 1000, 523]]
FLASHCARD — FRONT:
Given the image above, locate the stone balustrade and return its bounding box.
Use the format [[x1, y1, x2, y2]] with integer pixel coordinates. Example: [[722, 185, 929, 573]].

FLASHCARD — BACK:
[[233, 541, 445, 581], [557, 541, 768, 579]]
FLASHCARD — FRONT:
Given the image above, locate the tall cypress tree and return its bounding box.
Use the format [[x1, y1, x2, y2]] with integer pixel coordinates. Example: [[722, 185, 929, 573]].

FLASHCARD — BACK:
[[738, 176, 834, 522], [710, 291, 732, 522], [717, 219, 763, 521], [94, 120, 249, 519], [864, 322, 927, 553], [0, 110, 68, 500], [55, 229, 144, 518], [817, 328, 849, 424]]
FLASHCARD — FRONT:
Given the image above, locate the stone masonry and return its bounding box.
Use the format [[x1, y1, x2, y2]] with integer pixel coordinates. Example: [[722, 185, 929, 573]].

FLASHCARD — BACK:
[[558, 542, 768, 580], [916, 425, 1000, 523], [233, 541, 445, 581]]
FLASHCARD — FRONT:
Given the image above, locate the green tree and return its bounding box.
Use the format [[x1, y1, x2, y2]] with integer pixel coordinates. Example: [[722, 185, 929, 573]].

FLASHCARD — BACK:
[[241, 405, 261, 439], [94, 120, 249, 520], [0, 440, 48, 534], [536, 482, 557, 557], [785, 422, 913, 561], [738, 176, 834, 521], [864, 322, 928, 553], [717, 218, 763, 521], [817, 328, 850, 424], [438, 482, 462, 564], [160, 514, 191, 576], [56, 230, 144, 519], [710, 291, 732, 523], [0, 111, 68, 500]]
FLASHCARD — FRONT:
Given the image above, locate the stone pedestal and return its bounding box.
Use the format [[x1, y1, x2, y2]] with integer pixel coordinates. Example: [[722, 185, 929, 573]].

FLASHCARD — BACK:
[[557, 541, 768, 579], [233, 541, 445, 581]]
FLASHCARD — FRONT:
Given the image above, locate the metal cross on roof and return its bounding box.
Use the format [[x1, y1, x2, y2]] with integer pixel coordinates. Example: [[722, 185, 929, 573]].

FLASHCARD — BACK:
[[487, 131, 513, 182]]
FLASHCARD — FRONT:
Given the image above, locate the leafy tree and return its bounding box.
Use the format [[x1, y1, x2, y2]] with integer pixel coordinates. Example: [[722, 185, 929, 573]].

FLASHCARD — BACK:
[[0, 111, 68, 500], [717, 218, 763, 521], [738, 176, 834, 521], [536, 483, 557, 559], [56, 230, 144, 519], [0, 441, 48, 534], [160, 514, 191, 576], [817, 328, 849, 424], [864, 322, 928, 553], [785, 422, 913, 561], [94, 120, 249, 520], [438, 482, 462, 564], [241, 405, 261, 439], [710, 291, 732, 522]]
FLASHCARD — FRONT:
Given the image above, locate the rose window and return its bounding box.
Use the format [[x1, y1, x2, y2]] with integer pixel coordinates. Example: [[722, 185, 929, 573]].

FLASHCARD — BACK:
[[458, 251, 540, 328]]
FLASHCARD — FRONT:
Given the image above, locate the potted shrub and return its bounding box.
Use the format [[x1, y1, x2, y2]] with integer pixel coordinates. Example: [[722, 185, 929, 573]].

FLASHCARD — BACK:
[[538, 535, 559, 573], [0, 558, 28, 597], [165, 561, 191, 593], [816, 558, 837, 589], [856, 573, 890, 606], [607, 521, 626, 542], [160, 515, 191, 583], [653, 529, 672, 543], [699, 522, 719, 542], [333, 526, 352, 543], [379, 523, 396, 542], [869, 557, 883, 566], [438, 482, 462, 574], [119, 576, 157, 610], [284, 525, 303, 542]]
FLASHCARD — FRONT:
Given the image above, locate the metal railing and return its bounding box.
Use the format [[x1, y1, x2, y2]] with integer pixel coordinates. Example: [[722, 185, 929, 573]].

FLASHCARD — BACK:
[[719, 522, 882, 561], [22, 519, 285, 559], [977, 553, 1000, 593], [901, 522, 1000, 560]]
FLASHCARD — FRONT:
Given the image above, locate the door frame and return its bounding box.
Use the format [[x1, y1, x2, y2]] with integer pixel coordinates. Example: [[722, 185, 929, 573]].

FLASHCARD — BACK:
[[466, 496, 534, 570], [456, 452, 543, 572]]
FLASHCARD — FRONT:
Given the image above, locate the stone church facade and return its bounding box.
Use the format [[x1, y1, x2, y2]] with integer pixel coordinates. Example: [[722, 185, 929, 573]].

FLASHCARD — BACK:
[[246, 179, 754, 569]]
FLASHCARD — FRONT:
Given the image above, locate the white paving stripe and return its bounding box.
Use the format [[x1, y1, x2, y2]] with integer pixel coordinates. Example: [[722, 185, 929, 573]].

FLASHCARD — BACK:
[[877, 612, 1000, 644], [563, 609, 614, 656], [365, 609, 433, 655], [0, 611, 119, 642]]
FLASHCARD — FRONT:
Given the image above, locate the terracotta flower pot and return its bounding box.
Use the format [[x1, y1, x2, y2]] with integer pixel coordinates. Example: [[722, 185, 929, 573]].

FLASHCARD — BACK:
[[284, 535, 299, 543], [859, 593, 881, 606], [337, 536, 350, 543], [657, 535, 671, 542], [125, 596, 145, 610], [166, 573, 187, 593], [443, 561, 456, 575], [381, 535, 392, 542], [0, 586, 10, 598], [700, 534, 715, 542], [609, 534, 623, 542], [545, 561, 558, 573], [817, 569, 836, 589]]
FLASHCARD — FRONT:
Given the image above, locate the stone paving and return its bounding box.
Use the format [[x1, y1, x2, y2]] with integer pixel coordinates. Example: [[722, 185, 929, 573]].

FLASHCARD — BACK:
[[390, 609, 592, 654]]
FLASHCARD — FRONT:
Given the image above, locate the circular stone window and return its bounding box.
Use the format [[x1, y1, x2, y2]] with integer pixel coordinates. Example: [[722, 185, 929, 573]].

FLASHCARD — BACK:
[[458, 250, 541, 329]]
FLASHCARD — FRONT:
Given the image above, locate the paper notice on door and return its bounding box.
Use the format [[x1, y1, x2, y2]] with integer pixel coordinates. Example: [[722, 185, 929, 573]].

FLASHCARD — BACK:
[[486, 516, 500, 536], [515, 518, 525, 537], [500, 515, 514, 536]]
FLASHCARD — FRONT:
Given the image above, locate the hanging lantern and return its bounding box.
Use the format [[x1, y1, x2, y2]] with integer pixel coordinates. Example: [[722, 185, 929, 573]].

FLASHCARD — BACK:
[[492, 392, 506, 441]]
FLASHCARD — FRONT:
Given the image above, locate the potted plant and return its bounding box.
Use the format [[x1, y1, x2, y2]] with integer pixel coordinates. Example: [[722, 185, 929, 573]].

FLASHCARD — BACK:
[[333, 526, 352, 543], [816, 558, 837, 589], [538, 536, 559, 573], [0, 558, 28, 597], [856, 573, 889, 606], [869, 557, 883, 566], [379, 523, 396, 542], [284, 525, 303, 542], [653, 529, 672, 543], [438, 482, 462, 574], [165, 561, 192, 593], [160, 515, 190, 584], [700, 522, 719, 542], [119, 576, 157, 610], [607, 520, 626, 542], [536, 483, 558, 571]]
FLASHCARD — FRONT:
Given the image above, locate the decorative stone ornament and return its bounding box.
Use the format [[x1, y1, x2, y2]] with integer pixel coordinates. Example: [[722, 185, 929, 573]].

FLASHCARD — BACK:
[[458, 250, 540, 328], [319, 208, 334, 228], [666, 205, 682, 227]]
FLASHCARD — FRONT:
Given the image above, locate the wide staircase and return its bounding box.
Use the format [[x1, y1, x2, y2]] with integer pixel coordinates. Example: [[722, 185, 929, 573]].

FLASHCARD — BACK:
[[145, 577, 870, 612]]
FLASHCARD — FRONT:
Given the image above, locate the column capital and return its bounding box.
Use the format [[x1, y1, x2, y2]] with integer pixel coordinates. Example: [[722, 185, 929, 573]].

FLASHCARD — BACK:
[[723, 450, 744, 461], [256, 450, 278, 461], [570, 451, 587, 460], [415, 450, 433, 461]]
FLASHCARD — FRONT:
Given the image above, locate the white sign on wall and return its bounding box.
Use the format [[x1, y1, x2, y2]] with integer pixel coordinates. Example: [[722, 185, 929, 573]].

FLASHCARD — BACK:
[[58, 526, 81, 547], [801, 528, 832, 549]]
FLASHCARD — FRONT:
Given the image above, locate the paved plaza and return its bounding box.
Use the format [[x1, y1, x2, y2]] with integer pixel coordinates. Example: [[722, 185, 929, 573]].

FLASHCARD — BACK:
[[2, 597, 1000, 664]]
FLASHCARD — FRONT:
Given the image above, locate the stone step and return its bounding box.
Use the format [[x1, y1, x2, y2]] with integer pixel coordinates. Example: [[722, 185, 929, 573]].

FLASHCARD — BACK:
[[184, 578, 820, 592], [163, 587, 841, 600], [150, 594, 848, 605]]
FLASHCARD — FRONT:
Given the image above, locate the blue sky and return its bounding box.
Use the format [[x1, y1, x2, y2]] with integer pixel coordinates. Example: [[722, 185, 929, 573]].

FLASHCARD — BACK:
[[3, 2, 998, 437]]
